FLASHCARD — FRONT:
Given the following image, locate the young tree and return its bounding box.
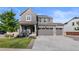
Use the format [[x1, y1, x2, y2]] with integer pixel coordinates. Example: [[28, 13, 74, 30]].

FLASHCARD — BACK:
[[0, 9, 19, 38]]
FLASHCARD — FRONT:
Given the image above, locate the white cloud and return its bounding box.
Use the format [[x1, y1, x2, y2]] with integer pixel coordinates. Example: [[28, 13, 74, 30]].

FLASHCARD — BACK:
[[52, 9, 79, 23]]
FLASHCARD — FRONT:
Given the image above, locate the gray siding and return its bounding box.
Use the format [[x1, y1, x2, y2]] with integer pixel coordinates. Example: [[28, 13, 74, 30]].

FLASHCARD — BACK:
[[38, 15, 53, 25], [20, 8, 37, 25]]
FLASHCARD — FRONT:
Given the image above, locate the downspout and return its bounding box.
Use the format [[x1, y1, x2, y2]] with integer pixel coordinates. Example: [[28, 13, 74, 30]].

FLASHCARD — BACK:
[[36, 16, 38, 36]]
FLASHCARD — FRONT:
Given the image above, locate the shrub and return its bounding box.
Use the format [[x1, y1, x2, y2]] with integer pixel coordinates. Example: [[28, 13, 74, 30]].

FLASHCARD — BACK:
[[5, 34, 14, 37]]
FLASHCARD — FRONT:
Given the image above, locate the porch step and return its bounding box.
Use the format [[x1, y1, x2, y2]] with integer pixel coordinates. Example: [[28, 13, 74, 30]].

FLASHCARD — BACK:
[[29, 33, 36, 37]]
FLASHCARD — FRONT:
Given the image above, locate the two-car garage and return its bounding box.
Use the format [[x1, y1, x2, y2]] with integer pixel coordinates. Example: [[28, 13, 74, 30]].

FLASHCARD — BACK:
[[38, 25, 63, 35]]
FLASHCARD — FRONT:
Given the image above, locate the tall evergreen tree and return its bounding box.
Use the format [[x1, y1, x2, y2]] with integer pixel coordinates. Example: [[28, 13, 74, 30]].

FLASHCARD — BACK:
[[0, 9, 19, 32]]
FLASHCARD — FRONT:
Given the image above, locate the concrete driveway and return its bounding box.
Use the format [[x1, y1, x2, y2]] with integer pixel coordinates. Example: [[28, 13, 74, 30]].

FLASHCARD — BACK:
[[32, 35, 79, 51]]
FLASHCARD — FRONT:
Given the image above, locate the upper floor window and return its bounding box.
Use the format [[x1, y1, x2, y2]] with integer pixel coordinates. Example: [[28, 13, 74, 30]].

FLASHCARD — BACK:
[[26, 14, 32, 21], [39, 18, 41, 22], [44, 18, 46, 22], [72, 22, 74, 26], [76, 21, 79, 25], [48, 19, 50, 22]]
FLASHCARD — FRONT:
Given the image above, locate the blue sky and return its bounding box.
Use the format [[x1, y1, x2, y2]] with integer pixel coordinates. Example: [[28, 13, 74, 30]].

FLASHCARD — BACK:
[[0, 7, 79, 23]]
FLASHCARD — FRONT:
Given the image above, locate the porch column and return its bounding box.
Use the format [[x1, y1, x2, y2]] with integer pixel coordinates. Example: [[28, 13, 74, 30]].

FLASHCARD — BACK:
[[19, 25, 22, 33], [53, 26, 56, 36], [62, 28, 64, 36], [34, 24, 37, 35]]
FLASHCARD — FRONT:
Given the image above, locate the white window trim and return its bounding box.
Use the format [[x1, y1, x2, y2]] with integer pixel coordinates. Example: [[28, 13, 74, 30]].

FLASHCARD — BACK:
[[26, 14, 32, 21]]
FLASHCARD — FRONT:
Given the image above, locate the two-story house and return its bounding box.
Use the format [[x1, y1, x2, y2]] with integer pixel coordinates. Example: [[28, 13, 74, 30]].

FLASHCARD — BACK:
[[64, 17, 79, 35], [19, 8, 64, 36]]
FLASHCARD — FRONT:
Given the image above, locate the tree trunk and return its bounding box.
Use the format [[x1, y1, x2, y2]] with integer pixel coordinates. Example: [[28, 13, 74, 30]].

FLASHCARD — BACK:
[[7, 32, 11, 39], [9, 35, 11, 39]]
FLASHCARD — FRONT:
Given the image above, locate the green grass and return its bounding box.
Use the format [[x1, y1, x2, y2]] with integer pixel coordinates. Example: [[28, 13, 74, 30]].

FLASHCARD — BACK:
[[0, 37, 32, 48]]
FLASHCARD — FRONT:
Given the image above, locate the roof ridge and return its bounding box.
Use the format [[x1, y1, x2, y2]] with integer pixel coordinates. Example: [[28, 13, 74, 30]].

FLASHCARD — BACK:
[[64, 16, 79, 25], [20, 8, 32, 16]]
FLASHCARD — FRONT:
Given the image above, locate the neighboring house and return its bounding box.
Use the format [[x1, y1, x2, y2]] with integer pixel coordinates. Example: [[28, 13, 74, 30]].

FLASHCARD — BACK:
[[19, 8, 64, 36], [64, 17, 79, 35]]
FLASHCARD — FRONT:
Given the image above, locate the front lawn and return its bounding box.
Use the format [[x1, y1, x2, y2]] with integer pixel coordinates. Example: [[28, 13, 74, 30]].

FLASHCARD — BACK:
[[0, 37, 32, 48]]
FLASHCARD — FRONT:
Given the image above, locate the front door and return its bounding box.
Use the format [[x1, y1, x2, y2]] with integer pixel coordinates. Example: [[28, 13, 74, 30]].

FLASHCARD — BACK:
[[30, 25, 35, 33], [22, 25, 35, 34]]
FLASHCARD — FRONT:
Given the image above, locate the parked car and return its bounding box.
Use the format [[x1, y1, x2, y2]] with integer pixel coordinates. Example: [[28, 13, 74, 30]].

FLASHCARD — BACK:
[[0, 30, 6, 34]]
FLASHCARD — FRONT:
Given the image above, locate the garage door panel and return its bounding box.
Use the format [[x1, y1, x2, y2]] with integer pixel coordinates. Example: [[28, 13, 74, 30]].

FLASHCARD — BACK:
[[38, 29, 53, 35], [56, 28, 63, 35]]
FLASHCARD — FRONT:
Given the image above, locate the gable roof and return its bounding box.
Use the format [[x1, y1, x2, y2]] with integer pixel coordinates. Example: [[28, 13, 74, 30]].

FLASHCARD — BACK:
[[20, 8, 32, 16], [64, 17, 79, 25], [37, 15, 53, 19], [53, 23, 64, 26]]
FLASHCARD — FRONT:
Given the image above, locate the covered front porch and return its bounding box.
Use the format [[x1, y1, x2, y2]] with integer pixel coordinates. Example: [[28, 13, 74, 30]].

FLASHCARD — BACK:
[[19, 24, 37, 36]]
